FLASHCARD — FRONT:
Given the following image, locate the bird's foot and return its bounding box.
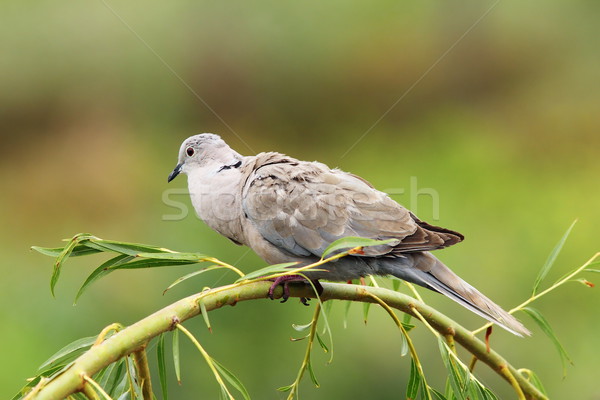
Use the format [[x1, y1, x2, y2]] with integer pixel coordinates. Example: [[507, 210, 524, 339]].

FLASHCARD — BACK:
[[267, 275, 323, 305]]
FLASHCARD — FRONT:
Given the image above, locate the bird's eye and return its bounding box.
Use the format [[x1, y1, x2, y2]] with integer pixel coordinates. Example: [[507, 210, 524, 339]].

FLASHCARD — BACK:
[[186, 147, 195, 157]]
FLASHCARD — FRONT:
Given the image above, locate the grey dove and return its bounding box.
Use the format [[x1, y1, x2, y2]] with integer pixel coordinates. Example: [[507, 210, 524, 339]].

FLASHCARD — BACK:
[[168, 133, 530, 336]]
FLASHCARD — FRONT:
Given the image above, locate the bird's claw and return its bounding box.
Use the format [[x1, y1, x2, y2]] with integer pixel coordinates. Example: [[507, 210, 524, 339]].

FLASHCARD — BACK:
[[267, 275, 320, 305]]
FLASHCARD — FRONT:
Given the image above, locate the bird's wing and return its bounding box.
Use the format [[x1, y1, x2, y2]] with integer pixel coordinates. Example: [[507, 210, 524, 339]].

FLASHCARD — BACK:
[[241, 153, 463, 258]]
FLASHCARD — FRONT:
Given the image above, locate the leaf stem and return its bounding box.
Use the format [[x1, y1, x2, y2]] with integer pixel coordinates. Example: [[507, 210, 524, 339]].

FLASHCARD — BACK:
[[205, 258, 245, 278], [498, 365, 526, 400], [93, 323, 123, 347], [286, 303, 322, 399], [176, 323, 234, 400], [81, 375, 112, 400]]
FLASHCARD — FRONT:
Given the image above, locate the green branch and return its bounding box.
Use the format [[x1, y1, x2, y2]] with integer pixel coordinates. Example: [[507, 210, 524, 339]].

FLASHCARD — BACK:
[[29, 281, 546, 400]]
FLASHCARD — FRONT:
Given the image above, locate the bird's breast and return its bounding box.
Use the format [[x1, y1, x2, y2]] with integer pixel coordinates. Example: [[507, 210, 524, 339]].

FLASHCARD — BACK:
[[187, 170, 245, 244]]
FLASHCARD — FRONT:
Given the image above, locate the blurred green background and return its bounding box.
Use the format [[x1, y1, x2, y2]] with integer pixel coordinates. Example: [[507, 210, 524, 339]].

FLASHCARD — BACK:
[[2, 1, 599, 398]]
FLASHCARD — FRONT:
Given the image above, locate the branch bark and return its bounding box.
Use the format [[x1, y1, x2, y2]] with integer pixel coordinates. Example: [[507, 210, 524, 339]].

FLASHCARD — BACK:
[[31, 281, 547, 400]]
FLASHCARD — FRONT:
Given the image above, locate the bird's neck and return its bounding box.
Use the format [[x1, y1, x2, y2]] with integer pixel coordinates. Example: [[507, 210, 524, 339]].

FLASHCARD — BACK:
[[212, 148, 244, 170]]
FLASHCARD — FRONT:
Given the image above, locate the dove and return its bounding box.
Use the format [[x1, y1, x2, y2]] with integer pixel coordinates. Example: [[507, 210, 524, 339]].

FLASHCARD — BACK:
[[168, 133, 530, 336]]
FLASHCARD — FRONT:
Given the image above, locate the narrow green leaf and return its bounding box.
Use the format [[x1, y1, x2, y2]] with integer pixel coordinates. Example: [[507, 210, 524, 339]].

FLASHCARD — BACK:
[[219, 388, 228, 400], [363, 302, 371, 325], [89, 239, 166, 256], [93, 364, 112, 391], [402, 322, 415, 332], [532, 220, 577, 295], [421, 379, 432, 400], [32, 245, 102, 258], [292, 322, 312, 332], [443, 376, 452, 400], [466, 378, 483, 400], [157, 334, 168, 400], [398, 328, 409, 357], [72, 392, 90, 400], [50, 234, 94, 296], [315, 332, 329, 353], [135, 252, 210, 260], [406, 359, 420, 399], [108, 360, 126, 396], [469, 381, 487, 400], [74, 255, 134, 304], [111, 259, 198, 270], [172, 329, 181, 385], [438, 339, 466, 400], [38, 335, 97, 370], [126, 355, 144, 400], [585, 261, 600, 269], [11, 366, 63, 400], [277, 385, 293, 392], [584, 268, 600, 273], [211, 358, 251, 400], [97, 362, 116, 389], [571, 278, 595, 288], [403, 312, 413, 327], [163, 266, 223, 295], [522, 369, 547, 396], [290, 335, 309, 342], [521, 307, 573, 376], [307, 359, 320, 388], [199, 300, 211, 332], [323, 300, 334, 319], [321, 237, 399, 259], [483, 388, 499, 400], [235, 262, 299, 282], [342, 300, 352, 329], [429, 387, 448, 400], [117, 389, 132, 400]]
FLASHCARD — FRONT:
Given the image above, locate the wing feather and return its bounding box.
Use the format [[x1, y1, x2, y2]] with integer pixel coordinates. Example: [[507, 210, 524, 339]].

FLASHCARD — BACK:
[[241, 153, 462, 258]]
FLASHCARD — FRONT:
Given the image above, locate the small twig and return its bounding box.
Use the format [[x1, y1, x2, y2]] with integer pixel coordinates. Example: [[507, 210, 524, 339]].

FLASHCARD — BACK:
[[23, 377, 48, 400], [132, 347, 153, 399], [473, 252, 600, 335], [286, 303, 322, 399], [176, 323, 234, 400], [81, 375, 113, 400], [404, 281, 424, 302], [499, 365, 526, 400], [445, 334, 456, 355], [205, 257, 245, 277], [80, 381, 100, 400], [297, 272, 334, 364], [93, 323, 124, 347], [468, 355, 478, 372]]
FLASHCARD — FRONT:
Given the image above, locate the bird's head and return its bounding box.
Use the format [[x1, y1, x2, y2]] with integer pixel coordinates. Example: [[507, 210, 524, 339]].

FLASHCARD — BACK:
[[168, 133, 236, 182]]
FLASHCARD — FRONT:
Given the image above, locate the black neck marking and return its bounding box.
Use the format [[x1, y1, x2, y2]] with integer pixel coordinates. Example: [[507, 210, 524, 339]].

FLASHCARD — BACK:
[[218, 160, 242, 173]]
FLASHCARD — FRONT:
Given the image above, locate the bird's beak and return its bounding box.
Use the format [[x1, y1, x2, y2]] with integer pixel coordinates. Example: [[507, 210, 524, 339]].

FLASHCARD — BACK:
[[167, 163, 183, 182]]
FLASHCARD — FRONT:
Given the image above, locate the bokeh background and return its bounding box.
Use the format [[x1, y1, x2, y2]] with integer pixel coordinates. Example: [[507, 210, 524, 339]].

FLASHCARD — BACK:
[[2, 1, 599, 398]]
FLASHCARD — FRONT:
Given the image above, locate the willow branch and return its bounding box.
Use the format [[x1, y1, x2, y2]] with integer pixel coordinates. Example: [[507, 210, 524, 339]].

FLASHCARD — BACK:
[[30, 281, 546, 400]]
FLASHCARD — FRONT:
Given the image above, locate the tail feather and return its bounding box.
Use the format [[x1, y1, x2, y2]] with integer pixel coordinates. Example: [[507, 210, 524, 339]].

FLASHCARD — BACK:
[[384, 252, 531, 337]]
